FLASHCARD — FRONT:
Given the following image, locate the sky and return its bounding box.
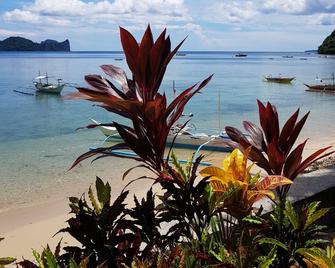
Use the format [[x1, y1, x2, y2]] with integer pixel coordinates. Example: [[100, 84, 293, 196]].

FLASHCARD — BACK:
[[0, 0, 334, 51]]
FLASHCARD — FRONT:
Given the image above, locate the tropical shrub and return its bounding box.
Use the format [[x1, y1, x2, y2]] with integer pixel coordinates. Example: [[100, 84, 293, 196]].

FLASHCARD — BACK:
[[326, 238, 335, 265], [199, 148, 292, 268], [225, 100, 333, 201], [68, 25, 212, 176], [223, 100, 334, 267], [57, 177, 141, 267], [257, 201, 332, 267], [200, 148, 292, 219], [158, 153, 212, 244], [18, 241, 90, 268]]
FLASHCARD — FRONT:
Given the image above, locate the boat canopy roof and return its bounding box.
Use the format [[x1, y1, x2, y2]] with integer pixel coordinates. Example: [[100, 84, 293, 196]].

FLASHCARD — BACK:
[[34, 75, 47, 80]]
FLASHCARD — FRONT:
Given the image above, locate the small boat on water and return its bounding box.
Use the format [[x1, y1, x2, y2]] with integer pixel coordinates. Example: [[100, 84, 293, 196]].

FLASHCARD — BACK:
[[264, 75, 295, 83], [304, 73, 335, 92], [90, 119, 232, 152], [90, 119, 119, 137], [282, 55, 293, 58], [235, 53, 247, 57], [33, 73, 65, 94], [176, 52, 186, 56], [304, 84, 335, 92]]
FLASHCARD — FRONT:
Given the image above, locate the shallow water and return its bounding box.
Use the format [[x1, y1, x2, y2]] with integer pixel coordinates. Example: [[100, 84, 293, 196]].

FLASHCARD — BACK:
[[0, 51, 335, 209]]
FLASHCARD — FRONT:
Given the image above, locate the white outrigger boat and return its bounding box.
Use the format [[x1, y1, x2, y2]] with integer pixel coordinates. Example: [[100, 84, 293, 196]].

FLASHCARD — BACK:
[[90, 119, 232, 152], [90, 119, 119, 137], [33, 73, 65, 94]]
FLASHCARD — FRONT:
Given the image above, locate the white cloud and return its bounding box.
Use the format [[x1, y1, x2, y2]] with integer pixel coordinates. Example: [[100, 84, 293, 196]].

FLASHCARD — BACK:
[[4, 9, 72, 26], [3, 0, 191, 27], [315, 14, 335, 25], [261, 0, 335, 15], [0, 28, 37, 38], [261, 0, 306, 14], [203, 0, 335, 27], [206, 1, 258, 24]]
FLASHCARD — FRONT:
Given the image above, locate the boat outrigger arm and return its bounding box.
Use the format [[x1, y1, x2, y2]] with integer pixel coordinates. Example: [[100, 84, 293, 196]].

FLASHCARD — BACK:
[[89, 137, 214, 167], [106, 150, 212, 166]]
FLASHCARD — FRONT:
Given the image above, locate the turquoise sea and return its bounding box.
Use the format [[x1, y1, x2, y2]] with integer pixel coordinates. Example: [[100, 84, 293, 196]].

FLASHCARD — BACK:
[[0, 51, 335, 210]]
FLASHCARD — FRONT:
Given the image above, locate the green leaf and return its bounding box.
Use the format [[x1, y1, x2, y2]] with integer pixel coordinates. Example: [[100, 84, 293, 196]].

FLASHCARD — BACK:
[[170, 151, 187, 182], [284, 201, 299, 230], [88, 186, 101, 213], [0, 257, 16, 266], [44, 247, 59, 268], [69, 258, 78, 268], [305, 239, 329, 247], [243, 215, 264, 225], [304, 207, 331, 230], [258, 247, 277, 268], [307, 201, 320, 216], [32, 249, 44, 268], [209, 250, 222, 262], [95, 176, 111, 207], [258, 238, 288, 251], [185, 155, 193, 179], [296, 247, 334, 268], [326, 239, 335, 261]]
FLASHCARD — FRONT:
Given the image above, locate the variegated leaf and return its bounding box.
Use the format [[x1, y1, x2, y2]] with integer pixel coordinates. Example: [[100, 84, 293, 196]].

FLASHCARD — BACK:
[[256, 175, 292, 191]]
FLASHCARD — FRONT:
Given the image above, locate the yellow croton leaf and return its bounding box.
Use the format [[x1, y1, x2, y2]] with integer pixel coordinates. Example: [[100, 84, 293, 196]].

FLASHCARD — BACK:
[[199, 166, 226, 180], [256, 175, 292, 191], [247, 190, 275, 203], [200, 148, 255, 192], [199, 166, 245, 191], [222, 148, 251, 183]]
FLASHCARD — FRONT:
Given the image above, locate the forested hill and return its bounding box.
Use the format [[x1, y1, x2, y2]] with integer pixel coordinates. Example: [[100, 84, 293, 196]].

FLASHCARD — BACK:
[[0, 37, 70, 51]]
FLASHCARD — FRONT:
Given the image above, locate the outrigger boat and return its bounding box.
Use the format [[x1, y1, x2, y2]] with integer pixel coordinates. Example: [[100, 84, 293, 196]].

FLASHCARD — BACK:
[[304, 84, 335, 92], [235, 53, 247, 57], [304, 73, 335, 92], [90, 119, 232, 152], [264, 75, 295, 83], [90, 119, 119, 137], [33, 72, 65, 94]]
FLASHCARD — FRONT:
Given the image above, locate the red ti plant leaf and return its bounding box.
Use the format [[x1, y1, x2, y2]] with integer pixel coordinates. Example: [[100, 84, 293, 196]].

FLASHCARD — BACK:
[[225, 100, 333, 200], [67, 26, 212, 178], [242, 121, 265, 150]]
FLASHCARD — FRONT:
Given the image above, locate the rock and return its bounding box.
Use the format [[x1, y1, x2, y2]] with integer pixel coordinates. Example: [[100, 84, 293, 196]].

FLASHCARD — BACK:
[[40, 39, 70, 51], [318, 30, 335, 55], [0, 37, 70, 51]]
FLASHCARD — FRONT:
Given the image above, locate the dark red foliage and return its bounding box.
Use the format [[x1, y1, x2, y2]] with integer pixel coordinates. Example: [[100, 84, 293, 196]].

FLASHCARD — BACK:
[[225, 100, 333, 199], [67, 25, 212, 174]]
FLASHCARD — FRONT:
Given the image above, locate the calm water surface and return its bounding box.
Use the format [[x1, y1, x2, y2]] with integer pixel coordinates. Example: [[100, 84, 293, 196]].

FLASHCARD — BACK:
[[0, 51, 334, 209]]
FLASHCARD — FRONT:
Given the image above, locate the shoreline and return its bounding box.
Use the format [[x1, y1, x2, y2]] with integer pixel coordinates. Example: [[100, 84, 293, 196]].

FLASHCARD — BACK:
[[0, 134, 334, 260]]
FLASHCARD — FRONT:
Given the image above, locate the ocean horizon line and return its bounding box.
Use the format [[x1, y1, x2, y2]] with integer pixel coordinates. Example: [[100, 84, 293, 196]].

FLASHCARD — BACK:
[[0, 50, 315, 54]]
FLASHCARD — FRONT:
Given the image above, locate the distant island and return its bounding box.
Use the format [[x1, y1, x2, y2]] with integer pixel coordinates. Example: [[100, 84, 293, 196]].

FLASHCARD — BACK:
[[304, 50, 317, 53], [0, 37, 70, 51], [318, 30, 335, 55]]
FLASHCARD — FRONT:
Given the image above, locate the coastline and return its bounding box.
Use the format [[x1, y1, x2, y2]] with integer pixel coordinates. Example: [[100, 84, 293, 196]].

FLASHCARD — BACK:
[[1, 134, 335, 260]]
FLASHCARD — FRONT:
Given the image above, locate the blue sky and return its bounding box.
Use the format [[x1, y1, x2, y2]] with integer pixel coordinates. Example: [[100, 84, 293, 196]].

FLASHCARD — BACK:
[[0, 0, 334, 51]]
